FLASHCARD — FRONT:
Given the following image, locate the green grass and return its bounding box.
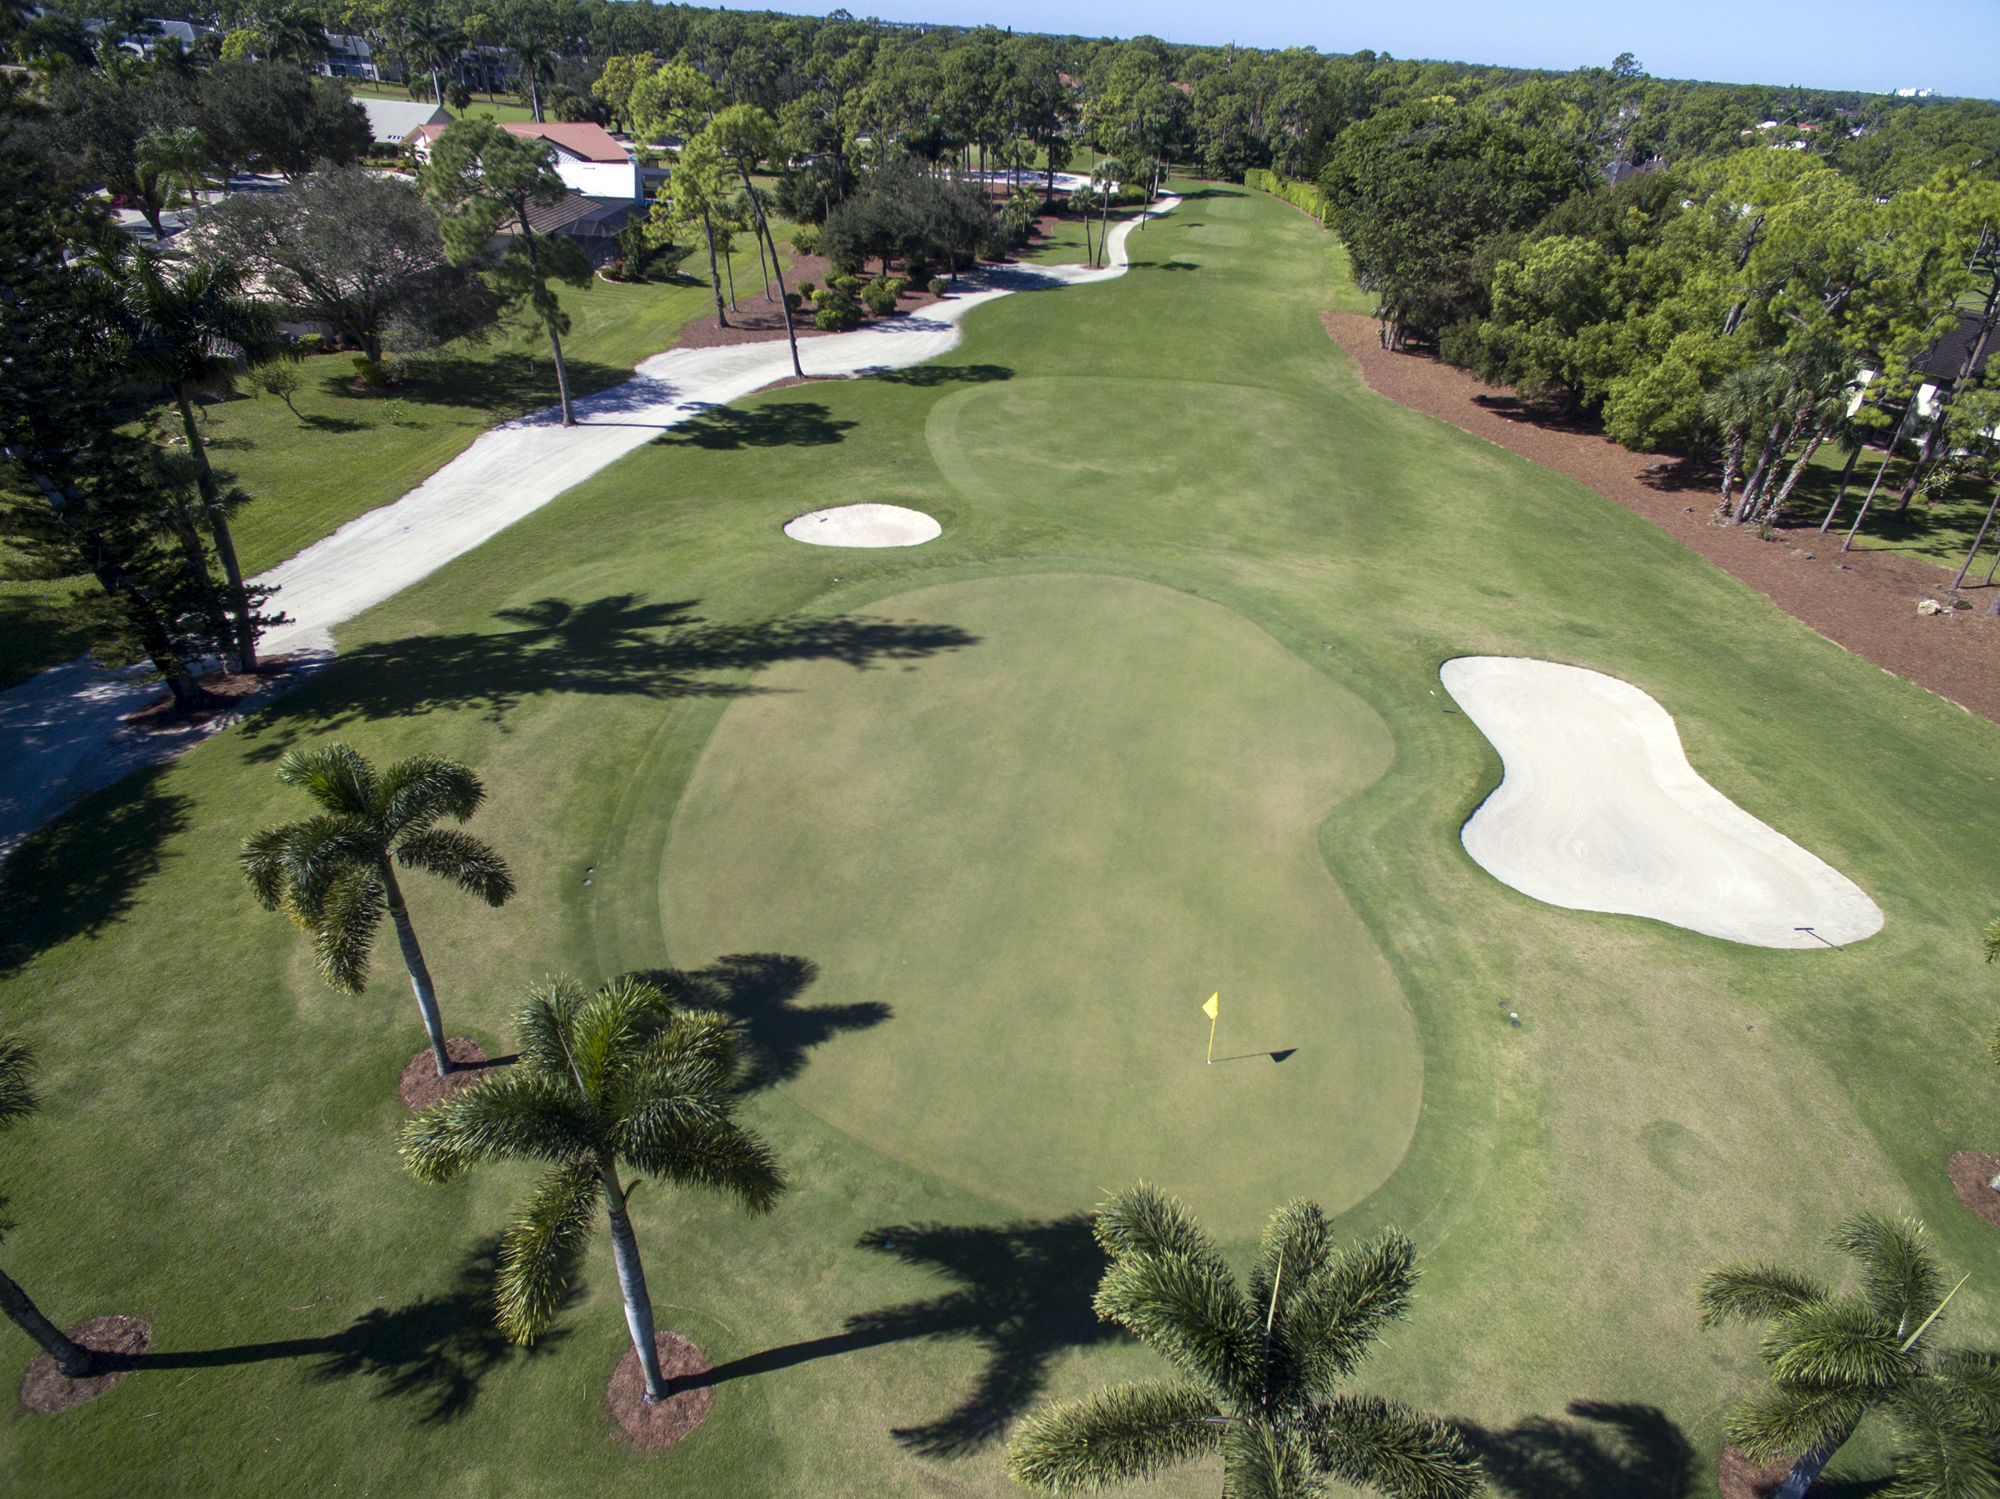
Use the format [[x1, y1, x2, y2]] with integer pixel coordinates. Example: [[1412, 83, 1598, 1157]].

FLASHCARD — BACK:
[[3, 179, 1999, 1498], [347, 81, 539, 124], [1778, 440, 2000, 574]]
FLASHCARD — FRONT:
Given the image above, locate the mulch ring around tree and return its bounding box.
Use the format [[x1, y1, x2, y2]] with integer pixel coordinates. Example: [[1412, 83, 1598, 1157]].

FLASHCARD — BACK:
[[398, 1038, 502, 1110], [605, 1331, 713, 1452], [1948, 1151, 2000, 1230], [123, 656, 300, 733], [20, 1316, 149, 1414], [1718, 1445, 1825, 1499]]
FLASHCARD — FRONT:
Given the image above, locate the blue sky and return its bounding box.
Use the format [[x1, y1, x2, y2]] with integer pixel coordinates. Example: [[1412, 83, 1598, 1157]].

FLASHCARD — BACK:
[[791, 1, 1999, 101]]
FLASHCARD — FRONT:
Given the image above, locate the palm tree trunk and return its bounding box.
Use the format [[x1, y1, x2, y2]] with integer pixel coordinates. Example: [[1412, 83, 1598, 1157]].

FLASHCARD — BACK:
[[1771, 1436, 1846, 1499], [379, 862, 452, 1077], [546, 326, 575, 427], [1818, 444, 1863, 533], [700, 206, 728, 328], [173, 389, 259, 671], [597, 1156, 669, 1403], [1717, 427, 1748, 517], [1764, 420, 1831, 524], [0, 1267, 92, 1377], [1734, 415, 1787, 522], [728, 158, 803, 380], [1953, 479, 2000, 591]]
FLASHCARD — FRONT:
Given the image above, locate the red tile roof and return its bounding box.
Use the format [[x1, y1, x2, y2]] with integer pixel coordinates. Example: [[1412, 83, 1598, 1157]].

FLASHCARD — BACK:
[[501, 122, 631, 163]]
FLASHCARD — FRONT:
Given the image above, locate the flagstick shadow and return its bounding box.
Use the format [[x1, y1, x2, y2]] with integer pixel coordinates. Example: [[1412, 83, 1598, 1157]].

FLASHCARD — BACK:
[[1209, 1049, 1299, 1064]]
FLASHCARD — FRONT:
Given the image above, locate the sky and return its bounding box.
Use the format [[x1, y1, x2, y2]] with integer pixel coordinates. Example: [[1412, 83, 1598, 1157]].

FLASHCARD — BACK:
[[783, 0, 2000, 101]]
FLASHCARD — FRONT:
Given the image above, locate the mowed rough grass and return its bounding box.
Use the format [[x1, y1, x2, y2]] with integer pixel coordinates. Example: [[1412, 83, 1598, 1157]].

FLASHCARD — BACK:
[[1, 181, 1998, 1498], [659, 573, 1417, 1235]]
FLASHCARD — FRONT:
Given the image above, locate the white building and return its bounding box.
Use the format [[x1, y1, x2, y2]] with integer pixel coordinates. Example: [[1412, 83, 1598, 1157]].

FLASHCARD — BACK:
[[359, 99, 454, 147], [407, 120, 642, 201]]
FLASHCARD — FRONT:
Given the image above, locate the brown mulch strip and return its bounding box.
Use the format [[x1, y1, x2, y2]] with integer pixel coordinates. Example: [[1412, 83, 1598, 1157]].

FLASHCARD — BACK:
[[671, 251, 949, 351], [122, 656, 299, 732], [1718, 1446, 1824, 1499], [1320, 311, 2000, 726], [605, 1331, 713, 1451], [397, 1038, 500, 1110], [19, 1316, 149, 1414], [1948, 1151, 2000, 1229]]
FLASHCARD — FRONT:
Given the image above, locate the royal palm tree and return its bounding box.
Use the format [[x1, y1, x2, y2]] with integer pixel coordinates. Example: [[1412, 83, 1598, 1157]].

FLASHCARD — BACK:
[[0, 1037, 95, 1379], [104, 243, 281, 671], [135, 125, 210, 219], [401, 12, 462, 106], [240, 743, 514, 1079], [400, 975, 784, 1403], [1007, 1185, 1481, 1499], [1699, 1212, 1998, 1499], [506, 30, 555, 123], [259, 5, 330, 72]]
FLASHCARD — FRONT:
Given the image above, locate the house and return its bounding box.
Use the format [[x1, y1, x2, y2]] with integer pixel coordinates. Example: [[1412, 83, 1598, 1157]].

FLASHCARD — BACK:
[[511, 192, 648, 262], [359, 99, 453, 147], [322, 33, 381, 83], [408, 119, 642, 200]]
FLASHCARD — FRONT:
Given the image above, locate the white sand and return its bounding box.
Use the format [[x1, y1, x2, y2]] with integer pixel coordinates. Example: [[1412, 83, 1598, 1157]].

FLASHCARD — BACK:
[[1440, 657, 1883, 948], [783, 504, 941, 548], [0, 195, 1179, 857]]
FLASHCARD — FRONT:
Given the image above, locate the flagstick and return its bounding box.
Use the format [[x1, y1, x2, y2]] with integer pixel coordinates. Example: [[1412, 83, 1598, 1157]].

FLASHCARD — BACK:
[[1206, 1014, 1218, 1065]]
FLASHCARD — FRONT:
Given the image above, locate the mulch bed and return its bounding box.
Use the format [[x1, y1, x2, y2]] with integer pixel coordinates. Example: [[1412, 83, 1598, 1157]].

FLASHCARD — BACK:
[[605, 1331, 713, 1451], [122, 656, 299, 732], [670, 250, 949, 351], [1320, 311, 2000, 726], [19, 1316, 149, 1414], [1718, 1446, 1823, 1499], [1948, 1151, 2000, 1229], [397, 1037, 501, 1110]]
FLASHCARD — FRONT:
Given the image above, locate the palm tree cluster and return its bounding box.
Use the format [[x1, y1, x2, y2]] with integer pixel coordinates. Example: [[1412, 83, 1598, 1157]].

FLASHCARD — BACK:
[[1008, 1185, 1482, 1499], [1699, 1212, 2000, 1499]]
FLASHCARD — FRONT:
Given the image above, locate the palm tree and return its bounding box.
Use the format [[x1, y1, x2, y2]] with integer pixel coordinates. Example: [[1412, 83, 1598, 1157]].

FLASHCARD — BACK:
[[507, 30, 555, 123], [1698, 1212, 1998, 1499], [401, 12, 462, 106], [1007, 1185, 1481, 1499], [400, 975, 784, 1403], [0, 1037, 95, 1379], [104, 243, 281, 671], [240, 743, 514, 1079], [259, 5, 330, 73], [135, 125, 210, 220]]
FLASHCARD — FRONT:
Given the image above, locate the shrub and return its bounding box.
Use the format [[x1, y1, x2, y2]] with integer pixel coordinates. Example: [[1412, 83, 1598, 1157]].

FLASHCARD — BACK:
[[860, 280, 897, 316], [351, 356, 391, 388], [295, 333, 326, 355], [811, 287, 862, 331], [928, 277, 948, 296], [905, 256, 930, 282], [885, 278, 907, 297], [789, 225, 820, 255], [832, 274, 862, 293], [795, 280, 815, 297], [784, 291, 803, 312]]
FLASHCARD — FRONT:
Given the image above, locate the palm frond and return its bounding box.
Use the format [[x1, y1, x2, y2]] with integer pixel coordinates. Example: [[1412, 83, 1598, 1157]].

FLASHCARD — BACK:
[[1763, 1296, 1912, 1390], [1723, 1382, 1870, 1461], [394, 828, 515, 907], [618, 1108, 785, 1211], [514, 976, 592, 1078], [1096, 1182, 1220, 1265], [0, 1036, 38, 1131], [277, 816, 387, 917], [1249, 1198, 1334, 1328], [309, 866, 385, 992], [1223, 1422, 1326, 1499], [1697, 1264, 1830, 1327], [1006, 1379, 1222, 1492], [1095, 1245, 1260, 1405], [1981, 916, 2000, 965], [377, 754, 484, 836], [494, 1159, 600, 1345], [1277, 1231, 1419, 1394], [239, 824, 299, 910], [1876, 1377, 2000, 1499], [1304, 1395, 1484, 1499], [1831, 1214, 1942, 1337], [275, 742, 377, 817], [399, 1069, 598, 1183], [618, 1007, 742, 1102], [1930, 1350, 2000, 1414]]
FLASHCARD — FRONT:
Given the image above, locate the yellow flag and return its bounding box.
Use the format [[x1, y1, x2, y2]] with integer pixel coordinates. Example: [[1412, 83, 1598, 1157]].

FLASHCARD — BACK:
[[1202, 993, 1219, 1020]]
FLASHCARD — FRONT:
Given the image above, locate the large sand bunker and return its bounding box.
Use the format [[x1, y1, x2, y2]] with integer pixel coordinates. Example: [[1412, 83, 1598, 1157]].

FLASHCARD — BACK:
[[1441, 657, 1883, 948], [783, 503, 941, 548]]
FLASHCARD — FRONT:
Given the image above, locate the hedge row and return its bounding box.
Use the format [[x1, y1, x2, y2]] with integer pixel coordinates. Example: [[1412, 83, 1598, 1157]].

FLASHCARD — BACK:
[[1243, 167, 1330, 225]]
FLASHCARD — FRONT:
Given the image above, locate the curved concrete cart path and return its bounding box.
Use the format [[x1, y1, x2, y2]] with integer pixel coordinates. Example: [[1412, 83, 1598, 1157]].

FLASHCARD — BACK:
[[1441, 657, 1884, 948], [0, 196, 1179, 858]]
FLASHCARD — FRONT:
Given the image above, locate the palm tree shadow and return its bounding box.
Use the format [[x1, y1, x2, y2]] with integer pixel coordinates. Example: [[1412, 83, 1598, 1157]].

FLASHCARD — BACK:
[[684, 1217, 1116, 1457], [122, 1238, 566, 1423], [238, 594, 979, 757], [0, 762, 191, 976], [632, 953, 888, 1090], [1458, 1400, 1694, 1499]]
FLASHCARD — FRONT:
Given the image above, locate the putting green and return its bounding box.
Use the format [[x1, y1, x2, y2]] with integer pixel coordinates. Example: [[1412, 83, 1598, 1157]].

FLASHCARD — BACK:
[[658, 573, 1421, 1236]]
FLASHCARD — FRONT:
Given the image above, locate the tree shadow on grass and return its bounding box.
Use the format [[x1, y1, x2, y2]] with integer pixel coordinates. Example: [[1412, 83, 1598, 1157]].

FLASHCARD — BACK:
[[298, 413, 370, 434], [1458, 1400, 1693, 1499], [631, 954, 888, 1091], [868, 364, 1014, 388], [686, 1216, 1116, 1456], [0, 762, 190, 976], [121, 1239, 565, 1424], [653, 402, 855, 449], [1125, 261, 1201, 271], [238, 594, 979, 756]]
